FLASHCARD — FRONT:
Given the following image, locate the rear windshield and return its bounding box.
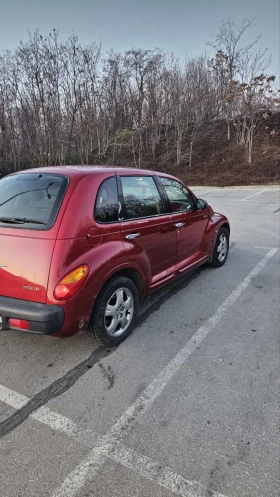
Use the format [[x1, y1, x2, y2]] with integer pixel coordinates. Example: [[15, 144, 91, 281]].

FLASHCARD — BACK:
[[0, 173, 68, 230]]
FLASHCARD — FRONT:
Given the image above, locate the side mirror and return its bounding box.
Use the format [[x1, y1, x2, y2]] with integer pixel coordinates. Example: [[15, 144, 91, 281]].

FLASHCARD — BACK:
[[196, 198, 208, 210]]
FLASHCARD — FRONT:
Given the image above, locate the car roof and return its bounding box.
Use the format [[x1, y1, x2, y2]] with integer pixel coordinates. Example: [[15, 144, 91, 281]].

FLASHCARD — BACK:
[[13, 165, 176, 179]]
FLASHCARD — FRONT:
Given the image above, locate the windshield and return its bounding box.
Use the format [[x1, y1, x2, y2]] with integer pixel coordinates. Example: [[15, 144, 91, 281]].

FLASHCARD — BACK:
[[0, 173, 68, 230]]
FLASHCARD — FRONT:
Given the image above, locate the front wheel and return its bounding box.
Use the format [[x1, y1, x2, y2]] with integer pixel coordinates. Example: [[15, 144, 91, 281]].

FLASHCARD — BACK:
[[87, 276, 139, 347], [209, 227, 229, 267]]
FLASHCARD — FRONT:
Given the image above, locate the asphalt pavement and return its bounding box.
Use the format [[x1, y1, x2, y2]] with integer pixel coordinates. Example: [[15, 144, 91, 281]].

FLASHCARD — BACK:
[[0, 186, 279, 497]]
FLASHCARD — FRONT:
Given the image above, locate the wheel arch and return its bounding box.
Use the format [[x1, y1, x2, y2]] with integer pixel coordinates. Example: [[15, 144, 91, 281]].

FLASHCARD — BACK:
[[92, 264, 146, 309], [107, 267, 145, 298], [222, 222, 230, 236]]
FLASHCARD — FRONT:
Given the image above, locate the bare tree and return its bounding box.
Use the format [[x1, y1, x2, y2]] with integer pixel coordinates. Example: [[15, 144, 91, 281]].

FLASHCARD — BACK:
[[0, 28, 277, 176], [227, 75, 279, 163], [186, 57, 213, 168], [208, 18, 271, 140]]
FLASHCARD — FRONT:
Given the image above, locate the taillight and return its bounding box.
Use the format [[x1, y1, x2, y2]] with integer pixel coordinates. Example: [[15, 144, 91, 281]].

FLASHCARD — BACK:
[[8, 318, 30, 330], [54, 265, 89, 301]]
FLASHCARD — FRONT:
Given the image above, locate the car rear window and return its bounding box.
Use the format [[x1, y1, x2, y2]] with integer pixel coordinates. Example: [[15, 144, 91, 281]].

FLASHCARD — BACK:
[[0, 173, 68, 230]]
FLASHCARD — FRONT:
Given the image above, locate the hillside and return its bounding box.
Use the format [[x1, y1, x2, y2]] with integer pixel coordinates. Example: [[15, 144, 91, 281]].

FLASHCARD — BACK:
[[0, 113, 279, 186], [145, 112, 280, 186]]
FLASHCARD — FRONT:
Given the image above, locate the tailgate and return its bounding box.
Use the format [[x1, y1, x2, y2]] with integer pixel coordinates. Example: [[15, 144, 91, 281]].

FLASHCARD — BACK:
[[0, 234, 55, 303]]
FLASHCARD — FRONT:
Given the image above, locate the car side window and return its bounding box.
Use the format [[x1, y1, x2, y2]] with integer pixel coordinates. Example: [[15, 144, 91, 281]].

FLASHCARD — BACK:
[[95, 177, 119, 223], [158, 177, 194, 213], [120, 176, 165, 219]]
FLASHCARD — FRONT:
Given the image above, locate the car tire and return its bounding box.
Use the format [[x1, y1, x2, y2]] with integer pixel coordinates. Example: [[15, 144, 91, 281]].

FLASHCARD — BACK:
[[87, 276, 139, 347], [209, 227, 229, 268]]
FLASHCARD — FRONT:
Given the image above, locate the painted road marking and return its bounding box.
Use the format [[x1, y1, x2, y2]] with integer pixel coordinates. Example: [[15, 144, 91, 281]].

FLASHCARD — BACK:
[[253, 245, 280, 249], [0, 384, 27, 410], [196, 189, 220, 195], [241, 189, 269, 201], [0, 383, 227, 497], [1, 249, 277, 497], [0, 384, 82, 439], [49, 248, 278, 497], [110, 443, 227, 497]]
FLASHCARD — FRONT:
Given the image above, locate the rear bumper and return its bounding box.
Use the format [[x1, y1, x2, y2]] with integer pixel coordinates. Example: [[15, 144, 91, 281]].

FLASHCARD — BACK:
[[0, 295, 64, 335]]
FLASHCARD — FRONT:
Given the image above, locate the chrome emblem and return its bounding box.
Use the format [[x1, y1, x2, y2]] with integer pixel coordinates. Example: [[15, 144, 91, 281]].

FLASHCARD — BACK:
[[0, 264, 8, 268]]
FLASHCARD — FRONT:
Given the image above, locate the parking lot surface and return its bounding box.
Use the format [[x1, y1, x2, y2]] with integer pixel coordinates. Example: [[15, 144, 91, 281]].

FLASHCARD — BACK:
[[0, 186, 279, 497]]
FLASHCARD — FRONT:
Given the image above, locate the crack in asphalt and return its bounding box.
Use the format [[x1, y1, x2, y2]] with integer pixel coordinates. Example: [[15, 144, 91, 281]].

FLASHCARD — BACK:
[[0, 266, 204, 438], [0, 346, 114, 438]]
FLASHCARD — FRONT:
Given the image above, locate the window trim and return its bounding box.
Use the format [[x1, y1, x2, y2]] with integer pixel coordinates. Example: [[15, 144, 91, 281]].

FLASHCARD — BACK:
[[117, 174, 168, 222], [153, 175, 170, 212], [94, 175, 120, 225], [157, 176, 195, 214], [0, 173, 69, 231]]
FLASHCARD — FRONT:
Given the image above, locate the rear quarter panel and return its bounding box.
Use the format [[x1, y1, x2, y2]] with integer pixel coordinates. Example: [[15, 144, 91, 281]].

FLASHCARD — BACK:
[[48, 173, 147, 335]]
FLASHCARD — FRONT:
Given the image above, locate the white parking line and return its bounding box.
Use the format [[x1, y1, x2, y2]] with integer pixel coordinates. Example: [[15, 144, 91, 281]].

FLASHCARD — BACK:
[[253, 245, 280, 249], [110, 444, 227, 497], [0, 249, 277, 497], [241, 189, 269, 201], [0, 384, 27, 409], [50, 248, 278, 497], [0, 385, 227, 497], [0, 384, 81, 439], [195, 189, 220, 195]]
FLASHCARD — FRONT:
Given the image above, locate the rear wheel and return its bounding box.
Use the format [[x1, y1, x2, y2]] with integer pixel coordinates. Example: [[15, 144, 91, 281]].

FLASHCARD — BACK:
[[209, 227, 229, 267], [87, 276, 139, 347]]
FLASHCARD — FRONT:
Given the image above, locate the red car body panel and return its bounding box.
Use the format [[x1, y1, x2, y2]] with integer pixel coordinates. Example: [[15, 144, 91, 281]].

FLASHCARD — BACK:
[[120, 214, 178, 290], [0, 166, 230, 338], [0, 236, 55, 303]]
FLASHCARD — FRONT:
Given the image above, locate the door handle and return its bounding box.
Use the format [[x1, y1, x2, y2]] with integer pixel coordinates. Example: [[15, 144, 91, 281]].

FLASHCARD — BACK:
[[175, 222, 185, 228], [125, 233, 140, 240]]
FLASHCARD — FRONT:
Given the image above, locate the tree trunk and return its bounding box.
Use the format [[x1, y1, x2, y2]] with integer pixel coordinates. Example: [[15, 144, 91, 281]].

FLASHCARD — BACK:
[[227, 119, 231, 140], [246, 131, 253, 164], [240, 119, 246, 144], [176, 140, 181, 167], [189, 141, 193, 169]]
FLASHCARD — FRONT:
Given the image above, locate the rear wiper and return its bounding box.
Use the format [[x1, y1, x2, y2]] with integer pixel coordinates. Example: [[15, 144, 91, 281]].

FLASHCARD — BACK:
[[0, 217, 46, 225], [0, 182, 54, 208]]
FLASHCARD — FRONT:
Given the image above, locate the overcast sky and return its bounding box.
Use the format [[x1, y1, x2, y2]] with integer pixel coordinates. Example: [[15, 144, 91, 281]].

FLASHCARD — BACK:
[[0, 0, 279, 75]]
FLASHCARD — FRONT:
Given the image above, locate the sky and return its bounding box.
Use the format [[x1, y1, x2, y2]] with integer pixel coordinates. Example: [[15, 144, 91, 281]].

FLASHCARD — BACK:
[[0, 0, 279, 76]]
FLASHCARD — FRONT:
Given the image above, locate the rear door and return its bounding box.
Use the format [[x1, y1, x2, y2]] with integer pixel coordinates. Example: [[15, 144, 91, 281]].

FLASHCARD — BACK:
[[158, 177, 209, 272], [118, 174, 177, 289]]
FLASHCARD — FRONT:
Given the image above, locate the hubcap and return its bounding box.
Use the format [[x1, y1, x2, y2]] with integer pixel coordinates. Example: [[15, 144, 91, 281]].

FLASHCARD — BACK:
[[217, 233, 228, 262], [104, 288, 134, 337]]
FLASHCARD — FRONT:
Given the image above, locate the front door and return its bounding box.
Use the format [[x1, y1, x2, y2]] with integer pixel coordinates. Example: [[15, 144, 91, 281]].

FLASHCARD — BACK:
[[158, 177, 209, 272]]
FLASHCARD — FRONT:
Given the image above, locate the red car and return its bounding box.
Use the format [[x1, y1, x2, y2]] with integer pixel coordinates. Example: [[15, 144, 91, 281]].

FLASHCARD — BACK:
[[0, 166, 230, 347]]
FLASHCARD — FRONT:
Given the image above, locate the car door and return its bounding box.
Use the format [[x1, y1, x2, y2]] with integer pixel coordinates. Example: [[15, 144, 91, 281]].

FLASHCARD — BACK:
[[118, 174, 177, 290], [158, 176, 210, 272]]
